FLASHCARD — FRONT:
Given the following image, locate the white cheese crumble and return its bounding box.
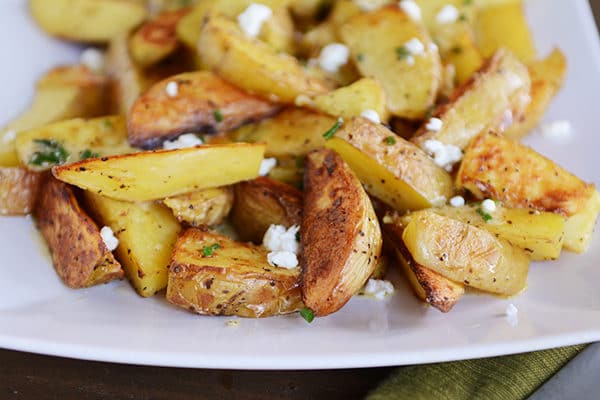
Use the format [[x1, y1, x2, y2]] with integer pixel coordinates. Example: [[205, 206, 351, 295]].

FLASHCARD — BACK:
[[2, 130, 16, 143], [163, 133, 203, 150], [404, 38, 425, 56], [363, 279, 395, 300], [100, 226, 119, 251], [449, 195, 465, 207], [354, 0, 380, 11], [360, 109, 381, 124], [505, 303, 519, 327], [481, 198, 497, 213], [263, 224, 300, 269], [294, 95, 314, 107], [436, 4, 459, 24], [80, 48, 104, 72], [165, 81, 179, 97], [237, 3, 272, 38], [540, 120, 573, 142], [423, 139, 463, 171], [399, 0, 422, 21], [318, 43, 350, 73], [259, 157, 277, 176], [425, 117, 443, 131]]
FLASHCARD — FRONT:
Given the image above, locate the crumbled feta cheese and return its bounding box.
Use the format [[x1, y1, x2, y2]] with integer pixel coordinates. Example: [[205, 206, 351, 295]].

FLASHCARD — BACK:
[[259, 157, 277, 176], [428, 42, 439, 52], [237, 3, 272, 38], [540, 120, 573, 142], [267, 251, 298, 269], [2, 130, 16, 143], [360, 109, 381, 124], [354, 0, 380, 11], [163, 133, 203, 150], [226, 319, 240, 328], [399, 0, 422, 21], [100, 226, 119, 251], [294, 95, 314, 107], [436, 4, 459, 24], [80, 48, 104, 72], [481, 198, 497, 213], [423, 139, 463, 171], [263, 224, 299, 254], [499, 109, 514, 130], [363, 279, 394, 300], [449, 195, 465, 207], [505, 303, 519, 327], [404, 38, 425, 56], [318, 43, 350, 73], [165, 81, 178, 97], [382, 214, 394, 224], [425, 117, 443, 131]]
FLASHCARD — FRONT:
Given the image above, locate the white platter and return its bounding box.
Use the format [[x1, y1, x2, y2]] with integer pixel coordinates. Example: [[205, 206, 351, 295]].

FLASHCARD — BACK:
[[0, 0, 599, 370]]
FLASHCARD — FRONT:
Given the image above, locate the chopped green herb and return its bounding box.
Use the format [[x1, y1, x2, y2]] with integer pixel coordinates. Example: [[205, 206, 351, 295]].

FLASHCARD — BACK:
[[395, 46, 411, 61], [425, 105, 436, 120], [202, 243, 220, 257], [322, 118, 343, 140], [179, 0, 193, 6], [300, 307, 315, 323], [213, 109, 223, 122], [80, 149, 99, 160], [384, 136, 396, 145], [102, 118, 113, 130], [459, 14, 467, 21], [476, 207, 493, 222], [29, 139, 69, 166], [295, 155, 305, 169], [463, 0, 473, 5], [356, 53, 364, 62]]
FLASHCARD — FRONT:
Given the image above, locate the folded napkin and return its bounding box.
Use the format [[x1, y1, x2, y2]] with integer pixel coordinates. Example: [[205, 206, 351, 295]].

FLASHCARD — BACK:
[[367, 345, 586, 400]]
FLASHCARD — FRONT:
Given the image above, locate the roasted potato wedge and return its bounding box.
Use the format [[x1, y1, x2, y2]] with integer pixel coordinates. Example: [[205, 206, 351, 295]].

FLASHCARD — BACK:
[[402, 209, 530, 296], [457, 131, 599, 253], [15, 116, 135, 172], [301, 148, 382, 316], [230, 108, 336, 158], [34, 176, 124, 288], [166, 229, 303, 317], [412, 48, 531, 150], [231, 177, 302, 243], [198, 15, 329, 103], [339, 5, 441, 119], [504, 49, 567, 139], [0, 168, 42, 215], [30, 0, 147, 43], [53, 143, 265, 201], [129, 8, 189, 68], [163, 187, 234, 227], [326, 117, 453, 211], [84, 191, 181, 296], [128, 71, 280, 149]]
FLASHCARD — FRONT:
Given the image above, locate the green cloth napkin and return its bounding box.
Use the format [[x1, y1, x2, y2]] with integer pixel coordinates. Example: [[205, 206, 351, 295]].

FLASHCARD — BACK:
[[367, 345, 586, 400]]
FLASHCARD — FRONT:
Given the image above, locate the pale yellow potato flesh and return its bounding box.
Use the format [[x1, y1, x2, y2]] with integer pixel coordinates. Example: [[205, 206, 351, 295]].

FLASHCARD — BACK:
[[163, 187, 234, 227]]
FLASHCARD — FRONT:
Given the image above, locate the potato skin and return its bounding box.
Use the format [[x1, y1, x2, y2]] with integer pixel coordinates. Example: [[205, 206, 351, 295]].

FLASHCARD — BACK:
[[167, 229, 302, 317], [0, 168, 42, 215], [301, 149, 382, 316], [34, 176, 123, 288], [128, 71, 281, 149], [163, 187, 234, 227], [231, 177, 302, 243]]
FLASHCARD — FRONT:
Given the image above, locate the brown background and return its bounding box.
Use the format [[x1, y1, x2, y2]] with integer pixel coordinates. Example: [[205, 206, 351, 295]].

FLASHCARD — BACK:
[[2, 2, 599, 399]]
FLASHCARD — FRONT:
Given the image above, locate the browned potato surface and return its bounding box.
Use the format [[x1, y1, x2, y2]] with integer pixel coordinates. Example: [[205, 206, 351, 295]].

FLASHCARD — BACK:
[[34, 176, 124, 288], [163, 187, 234, 227], [128, 71, 280, 149], [301, 148, 382, 316], [0, 168, 42, 215], [167, 229, 303, 317], [231, 177, 302, 243]]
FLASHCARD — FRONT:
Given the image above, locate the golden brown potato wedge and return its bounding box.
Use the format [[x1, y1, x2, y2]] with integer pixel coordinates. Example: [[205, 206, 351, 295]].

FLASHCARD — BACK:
[[129, 8, 189, 68], [402, 209, 530, 296], [34, 176, 124, 288], [166, 229, 303, 317], [231, 177, 302, 243], [326, 117, 453, 211], [127, 71, 280, 149], [457, 131, 599, 253], [29, 0, 147, 43], [53, 143, 265, 201], [301, 148, 382, 316], [412, 48, 531, 150], [0, 168, 42, 215], [198, 15, 329, 103], [84, 191, 181, 297], [339, 5, 441, 119], [163, 187, 234, 227]]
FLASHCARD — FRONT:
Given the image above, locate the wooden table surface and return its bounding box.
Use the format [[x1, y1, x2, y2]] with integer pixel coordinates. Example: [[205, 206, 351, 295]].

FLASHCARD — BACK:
[[2, 2, 599, 399]]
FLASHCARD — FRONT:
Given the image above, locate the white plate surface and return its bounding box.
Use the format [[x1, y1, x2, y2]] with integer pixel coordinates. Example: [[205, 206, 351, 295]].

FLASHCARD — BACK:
[[1, 0, 599, 370]]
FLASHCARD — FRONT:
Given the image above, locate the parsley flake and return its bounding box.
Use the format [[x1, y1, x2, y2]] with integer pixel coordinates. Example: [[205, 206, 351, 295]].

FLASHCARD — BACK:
[[384, 136, 396, 145], [202, 243, 220, 257], [102, 119, 113, 130], [396, 46, 411, 61], [476, 207, 493, 222], [300, 307, 315, 323], [322, 118, 343, 140], [213, 109, 223, 122], [356, 53, 364, 62], [80, 149, 99, 160], [29, 139, 69, 166]]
